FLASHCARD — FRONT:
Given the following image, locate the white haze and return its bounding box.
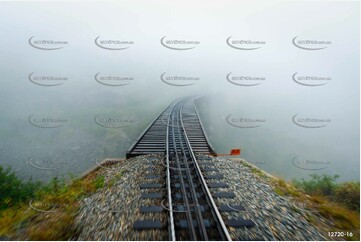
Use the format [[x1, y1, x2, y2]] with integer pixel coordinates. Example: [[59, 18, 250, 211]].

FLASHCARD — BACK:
[[0, 0, 359, 182]]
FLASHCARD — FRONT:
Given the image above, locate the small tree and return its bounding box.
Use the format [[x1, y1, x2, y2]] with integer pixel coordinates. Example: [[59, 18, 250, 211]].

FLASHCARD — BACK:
[[0, 165, 41, 211], [292, 174, 339, 196], [335, 182, 360, 211]]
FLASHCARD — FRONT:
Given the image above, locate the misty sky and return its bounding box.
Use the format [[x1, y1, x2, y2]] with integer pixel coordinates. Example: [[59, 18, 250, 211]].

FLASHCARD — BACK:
[[0, 0, 359, 182]]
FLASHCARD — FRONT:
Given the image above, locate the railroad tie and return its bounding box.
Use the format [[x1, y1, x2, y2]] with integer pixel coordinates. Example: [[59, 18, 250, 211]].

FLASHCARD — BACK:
[[133, 220, 165, 230]]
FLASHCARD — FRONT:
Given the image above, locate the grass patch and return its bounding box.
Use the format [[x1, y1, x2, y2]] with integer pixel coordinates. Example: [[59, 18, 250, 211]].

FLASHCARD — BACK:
[[270, 175, 359, 241], [93, 175, 105, 189], [0, 166, 108, 240], [272, 178, 301, 198], [240, 160, 267, 178], [107, 169, 125, 188]]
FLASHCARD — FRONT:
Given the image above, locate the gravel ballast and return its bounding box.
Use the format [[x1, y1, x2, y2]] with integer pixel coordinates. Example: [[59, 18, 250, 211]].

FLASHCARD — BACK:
[[197, 155, 327, 241], [73, 154, 327, 241], [74, 154, 167, 241]]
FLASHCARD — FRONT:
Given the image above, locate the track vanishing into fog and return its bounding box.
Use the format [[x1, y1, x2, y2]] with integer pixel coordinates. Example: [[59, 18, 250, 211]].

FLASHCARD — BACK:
[[126, 97, 255, 241]]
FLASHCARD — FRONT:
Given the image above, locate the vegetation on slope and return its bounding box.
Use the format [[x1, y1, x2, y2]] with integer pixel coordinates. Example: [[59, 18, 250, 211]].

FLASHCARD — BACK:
[[0, 165, 109, 240]]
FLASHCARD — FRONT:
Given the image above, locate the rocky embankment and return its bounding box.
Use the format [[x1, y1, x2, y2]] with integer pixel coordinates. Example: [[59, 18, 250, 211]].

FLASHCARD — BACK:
[[73, 155, 328, 241]]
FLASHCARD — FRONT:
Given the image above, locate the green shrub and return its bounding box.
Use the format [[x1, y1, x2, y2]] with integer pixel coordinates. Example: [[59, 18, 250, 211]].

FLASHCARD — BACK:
[[93, 175, 105, 189], [0, 165, 41, 211], [292, 174, 339, 196], [335, 182, 360, 211], [293, 174, 360, 212], [38, 176, 67, 196]]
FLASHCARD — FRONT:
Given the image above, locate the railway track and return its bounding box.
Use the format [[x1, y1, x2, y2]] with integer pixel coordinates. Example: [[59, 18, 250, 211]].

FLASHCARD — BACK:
[[126, 98, 215, 158], [130, 97, 255, 241]]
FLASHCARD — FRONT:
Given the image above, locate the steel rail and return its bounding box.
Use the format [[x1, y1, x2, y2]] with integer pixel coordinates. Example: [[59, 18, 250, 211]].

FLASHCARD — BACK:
[[126, 101, 176, 158], [132, 97, 233, 240], [180, 100, 232, 241], [175, 113, 209, 240], [170, 106, 198, 240], [166, 108, 176, 241], [192, 97, 217, 155]]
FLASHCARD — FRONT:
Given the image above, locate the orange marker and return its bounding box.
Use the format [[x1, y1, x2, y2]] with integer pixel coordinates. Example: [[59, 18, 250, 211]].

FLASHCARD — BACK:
[[214, 148, 241, 157]]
